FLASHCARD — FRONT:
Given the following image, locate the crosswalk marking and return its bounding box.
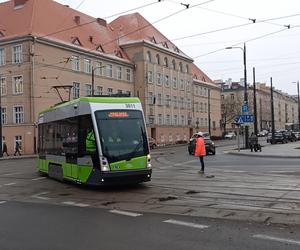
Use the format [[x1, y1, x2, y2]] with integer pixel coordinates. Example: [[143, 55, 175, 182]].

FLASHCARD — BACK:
[[31, 177, 46, 181], [253, 234, 300, 246], [164, 219, 209, 229], [31, 192, 51, 200], [109, 209, 142, 217], [3, 182, 16, 186], [62, 201, 90, 207], [0, 201, 7, 205]]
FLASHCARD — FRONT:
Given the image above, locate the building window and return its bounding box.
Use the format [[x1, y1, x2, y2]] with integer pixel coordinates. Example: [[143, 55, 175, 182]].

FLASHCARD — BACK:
[[126, 68, 132, 82], [71, 55, 80, 71], [186, 81, 190, 91], [179, 62, 183, 72], [106, 64, 113, 78], [13, 106, 24, 124], [72, 82, 80, 98], [84, 59, 92, 73], [95, 86, 103, 95], [117, 66, 122, 80], [173, 96, 177, 108], [166, 114, 170, 125], [181, 115, 185, 125], [172, 77, 177, 89], [12, 75, 23, 94], [185, 64, 189, 73], [158, 114, 163, 125], [95, 61, 103, 76], [0, 48, 5, 66], [146, 51, 152, 62], [107, 88, 113, 96], [1, 77, 7, 95], [156, 54, 160, 65], [180, 79, 184, 90], [14, 135, 22, 151], [12, 45, 22, 64], [230, 94, 234, 100], [157, 93, 162, 105], [147, 71, 153, 83], [126, 91, 131, 96], [165, 75, 170, 87], [180, 97, 184, 109], [164, 57, 168, 67], [1, 107, 7, 124], [172, 59, 176, 70], [173, 115, 178, 125], [157, 73, 162, 85], [85, 84, 92, 96], [117, 89, 122, 94], [165, 94, 170, 107]]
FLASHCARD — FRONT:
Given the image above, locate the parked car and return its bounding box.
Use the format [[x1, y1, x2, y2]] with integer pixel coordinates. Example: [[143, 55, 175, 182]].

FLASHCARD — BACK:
[[284, 130, 297, 142], [267, 132, 288, 144], [148, 137, 157, 149], [224, 132, 236, 139], [292, 131, 300, 140], [188, 137, 216, 155]]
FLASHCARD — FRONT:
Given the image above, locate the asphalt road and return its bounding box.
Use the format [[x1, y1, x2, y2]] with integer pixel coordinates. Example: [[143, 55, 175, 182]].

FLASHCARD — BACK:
[[0, 201, 299, 250], [0, 143, 300, 249]]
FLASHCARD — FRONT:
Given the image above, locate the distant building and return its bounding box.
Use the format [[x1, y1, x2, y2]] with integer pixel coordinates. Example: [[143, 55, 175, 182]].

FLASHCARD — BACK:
[[219, 79, 298, 132], [0, 0, 221, 154]]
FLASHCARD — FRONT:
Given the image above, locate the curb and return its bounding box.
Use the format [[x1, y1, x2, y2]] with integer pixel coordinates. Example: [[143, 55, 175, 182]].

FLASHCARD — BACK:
[[0, 155, 37, 161], [225, 151, 300, 158]]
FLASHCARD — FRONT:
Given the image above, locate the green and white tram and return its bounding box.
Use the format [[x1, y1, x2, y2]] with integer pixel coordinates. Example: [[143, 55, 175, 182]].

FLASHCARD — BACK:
[[37, 97, 152, 185]]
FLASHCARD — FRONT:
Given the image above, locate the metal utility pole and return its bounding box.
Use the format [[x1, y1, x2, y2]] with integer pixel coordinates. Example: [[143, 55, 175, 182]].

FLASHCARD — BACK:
[[253, 67, 258, 135], [0, 79, 2, 157], [297, 81, 300, 131], [243, 43, 249, 148], [208, 89, 211, 135], [270, 77, 275, 143]]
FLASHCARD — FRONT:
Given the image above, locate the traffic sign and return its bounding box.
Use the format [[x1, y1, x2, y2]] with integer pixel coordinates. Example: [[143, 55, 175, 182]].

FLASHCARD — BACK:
[[242, 104, 249, 113], [235, 114, 254, 124]]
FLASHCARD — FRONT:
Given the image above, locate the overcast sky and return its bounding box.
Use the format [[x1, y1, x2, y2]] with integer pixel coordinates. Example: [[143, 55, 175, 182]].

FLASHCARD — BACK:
[[5, 0, 300, 95]]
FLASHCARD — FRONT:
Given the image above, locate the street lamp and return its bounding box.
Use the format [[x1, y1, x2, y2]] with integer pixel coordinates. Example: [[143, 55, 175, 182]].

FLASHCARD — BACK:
[[91, 65, 106, 96], [292, 81, 300, 131], [226, 43, 249, 148]]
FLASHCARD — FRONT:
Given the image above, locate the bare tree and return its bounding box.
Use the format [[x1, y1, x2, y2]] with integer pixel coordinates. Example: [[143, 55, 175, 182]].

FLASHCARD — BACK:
[[221, 95, 243, 134]]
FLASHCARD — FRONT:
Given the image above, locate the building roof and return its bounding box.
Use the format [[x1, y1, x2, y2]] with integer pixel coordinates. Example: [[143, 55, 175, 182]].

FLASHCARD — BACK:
[[0, 0, 215, 84]]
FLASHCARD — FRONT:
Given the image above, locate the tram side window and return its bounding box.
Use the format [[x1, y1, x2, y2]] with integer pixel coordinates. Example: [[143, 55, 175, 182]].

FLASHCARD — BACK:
[[60, 117, 78, 155], [78, 115, 94, 156]]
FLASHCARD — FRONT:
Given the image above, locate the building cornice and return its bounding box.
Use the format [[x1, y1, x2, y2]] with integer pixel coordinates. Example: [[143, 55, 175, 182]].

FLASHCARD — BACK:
[[120, 39, 194, 63]]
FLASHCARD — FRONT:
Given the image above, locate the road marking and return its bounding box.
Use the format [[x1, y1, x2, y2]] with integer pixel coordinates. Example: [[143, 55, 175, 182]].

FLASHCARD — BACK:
[[222, 170, 247, 173], [164, 219, 209, 229], [269, 171, 296, 173], [3, 182, 16, 186], [253, 234, 300, 246], [62, 201, 90, 208], [31, 177, 46, 181], [109, 209, 142, 217], [31, 192, 51, 200], [0, 201, 7, 204], [3, 172, 20, 176]]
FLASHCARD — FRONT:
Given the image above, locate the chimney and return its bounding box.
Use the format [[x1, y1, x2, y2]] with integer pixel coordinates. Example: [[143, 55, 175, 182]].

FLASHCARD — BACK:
[[14, 0, 28, 8], [74, 16, 80, 25], [96, 18, 107, 27]]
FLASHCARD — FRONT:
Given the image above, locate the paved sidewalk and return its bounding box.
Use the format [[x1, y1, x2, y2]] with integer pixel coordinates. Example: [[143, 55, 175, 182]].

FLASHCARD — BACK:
[[226, 140, 300, 158]]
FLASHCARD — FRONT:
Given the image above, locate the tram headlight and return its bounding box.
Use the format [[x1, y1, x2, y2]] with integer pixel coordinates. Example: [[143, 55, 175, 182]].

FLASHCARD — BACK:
[[100, 156, 110, 172], [147, 154, 152, 169]]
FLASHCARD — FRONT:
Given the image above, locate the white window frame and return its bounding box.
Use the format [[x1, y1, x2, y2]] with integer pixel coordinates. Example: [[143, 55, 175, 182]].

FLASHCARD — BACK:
[[0, 48, 5, 66], [12, 75, 23, 94], [95, 61, 103, 76], [72, 82, 80, 98], [71, 55, 80, 71], [126, 68, 132, 82], [147, 71, 153, 83], [85, 84, 92, 96], [1, 106, 7, 124], [106, 64, 113, 78], [95, 86, 103, 95], [13, 105, 24, 124], [12, 44, 22, 64], [84, 59, 92, 73], [173, 77, 177, 89], [107, 88, 113, 96], [1, 77, 7, 95], [165, 75, 170, 87], [117, 66, 122, 80]]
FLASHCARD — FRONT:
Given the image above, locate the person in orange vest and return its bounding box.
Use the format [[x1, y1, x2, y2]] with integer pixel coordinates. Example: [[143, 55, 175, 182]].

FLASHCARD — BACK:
[[194, 132, 206, 173]]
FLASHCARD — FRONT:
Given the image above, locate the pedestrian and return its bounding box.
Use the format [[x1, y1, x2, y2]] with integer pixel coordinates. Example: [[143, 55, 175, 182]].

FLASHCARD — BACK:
[[194, 132, 206, 174], [249, 132, 258, 152], [14, 141, 21, 156], [2, 142, 9, 156]]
